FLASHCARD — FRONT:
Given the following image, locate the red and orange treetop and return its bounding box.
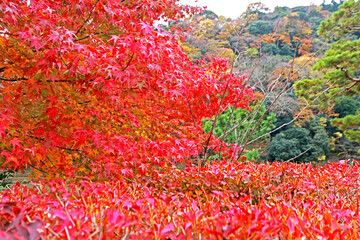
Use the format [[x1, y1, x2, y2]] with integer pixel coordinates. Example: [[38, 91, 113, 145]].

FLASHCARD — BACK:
[[0, 0, 252, 180]]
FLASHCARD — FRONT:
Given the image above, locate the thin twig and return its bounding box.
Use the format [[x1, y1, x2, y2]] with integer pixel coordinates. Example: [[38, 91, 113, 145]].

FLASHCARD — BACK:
[[184, 93, 197, 128], [27, 163, 48, 174], [201, 9, 257, 165], [55, 193, 76, 227], [16, 129, 87, 153], [237, 76, 289, 160], [284, 146, 312, 162], [244, 82, 339, 147], [75, 0, 100, 35], [121, 51, 135, 72], [0, 77, 72, 83], [229, 31, 327, 159]]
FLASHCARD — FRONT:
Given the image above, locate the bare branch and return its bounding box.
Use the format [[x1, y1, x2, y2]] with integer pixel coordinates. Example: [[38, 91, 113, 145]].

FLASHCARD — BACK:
[[237, 76, 289, 160], [284, 146, 312, 162], [244, 82, 339, 147], [201, 15, 257, 165]]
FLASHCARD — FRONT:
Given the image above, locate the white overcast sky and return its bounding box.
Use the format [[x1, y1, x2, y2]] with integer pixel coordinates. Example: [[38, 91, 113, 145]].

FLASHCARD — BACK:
[[180, 0, 339, 19]]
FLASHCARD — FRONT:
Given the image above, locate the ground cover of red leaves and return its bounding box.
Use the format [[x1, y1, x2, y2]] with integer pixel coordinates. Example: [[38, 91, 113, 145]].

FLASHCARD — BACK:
[[1, 160, 359, 239]]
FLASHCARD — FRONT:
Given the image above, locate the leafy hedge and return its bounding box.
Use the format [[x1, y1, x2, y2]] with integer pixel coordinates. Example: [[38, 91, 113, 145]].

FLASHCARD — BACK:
[[1, 161, 360, 239]]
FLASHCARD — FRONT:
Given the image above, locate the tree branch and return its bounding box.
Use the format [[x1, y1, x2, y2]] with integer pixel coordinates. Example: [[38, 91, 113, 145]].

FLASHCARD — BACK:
[[121, 51, 135, 72], [16, 130, 86, 153], [338, 66, 360, 82], [284, 146, 312, 162], [344, 26, 360, 31], [0, 77, 72, 83], [244, 82, 339, 147], [0, 77, 28, 82], [75, 0, 100, 35], [201, 13, 258, 166], [183, 93, 197, 129]]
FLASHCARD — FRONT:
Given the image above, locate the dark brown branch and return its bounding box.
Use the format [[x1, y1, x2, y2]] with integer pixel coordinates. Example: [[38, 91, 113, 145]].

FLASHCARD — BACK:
[[74, 35, 92, 42], [344, 26, 360, 31], [0, 77, 72, 83], [45, 155, 61, 171], [0, 77, 28, 82], [16, 130, 86, 153], [285, 147, 312, 162], [75, 0, 100, 35], [121, 51, 135, 71], [74, 33, 99, 42], [338, 67, 360, 82], [184, 93, 197, 129], [78, 100, 91, 104], [346, 81, 358, 91], [28, 163, 48, 174]]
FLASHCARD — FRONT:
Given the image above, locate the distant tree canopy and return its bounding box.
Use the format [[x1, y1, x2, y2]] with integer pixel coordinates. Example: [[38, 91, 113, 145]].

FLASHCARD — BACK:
[[333, 96, 360, 118], [248, 20, 273, 35], [178, 3, 327, 61], [268, 118, 330, 162], [260, 43, 279, 55], [321, 0, 345, 12]]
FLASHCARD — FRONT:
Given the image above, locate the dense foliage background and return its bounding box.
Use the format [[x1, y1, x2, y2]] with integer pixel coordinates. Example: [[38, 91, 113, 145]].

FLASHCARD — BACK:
[[177, 0, 359, 162]]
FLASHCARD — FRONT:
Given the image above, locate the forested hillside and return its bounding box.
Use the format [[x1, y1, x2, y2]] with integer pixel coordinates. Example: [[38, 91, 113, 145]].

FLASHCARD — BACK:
[[174, 0, 359, 163], [1, 0, 360, 239]]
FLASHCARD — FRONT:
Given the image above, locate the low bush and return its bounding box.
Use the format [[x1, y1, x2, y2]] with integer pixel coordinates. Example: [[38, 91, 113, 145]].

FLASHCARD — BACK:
[[1, 161, 360, 239]]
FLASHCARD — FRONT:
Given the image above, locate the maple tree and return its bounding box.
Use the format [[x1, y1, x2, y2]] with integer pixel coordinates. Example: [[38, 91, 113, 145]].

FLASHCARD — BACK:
[[0, 0, 253, 179]]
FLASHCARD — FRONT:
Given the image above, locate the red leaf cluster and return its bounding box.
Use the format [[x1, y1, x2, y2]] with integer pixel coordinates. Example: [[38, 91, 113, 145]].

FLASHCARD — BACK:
[[0, 0, 252, 178]]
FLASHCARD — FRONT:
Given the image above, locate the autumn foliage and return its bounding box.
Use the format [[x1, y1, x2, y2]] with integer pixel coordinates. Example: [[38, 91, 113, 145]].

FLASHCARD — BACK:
[[2, 161, 360, 239], [0, 0, 251, 179], [1, 0, 360, 239]]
